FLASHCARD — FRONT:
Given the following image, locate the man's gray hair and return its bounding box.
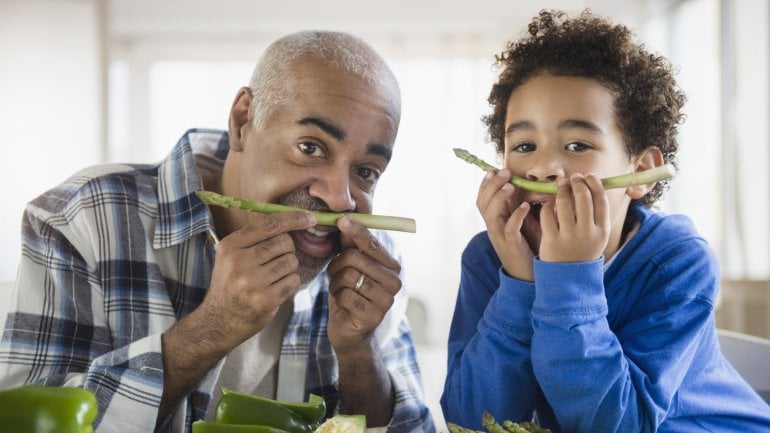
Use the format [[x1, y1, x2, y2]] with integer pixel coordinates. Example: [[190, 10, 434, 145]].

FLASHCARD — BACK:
[[248, 30, 401, 129]]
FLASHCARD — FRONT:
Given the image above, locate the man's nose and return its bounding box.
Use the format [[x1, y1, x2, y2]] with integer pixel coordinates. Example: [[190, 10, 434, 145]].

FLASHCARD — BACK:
[[308, 171, 356, 213]]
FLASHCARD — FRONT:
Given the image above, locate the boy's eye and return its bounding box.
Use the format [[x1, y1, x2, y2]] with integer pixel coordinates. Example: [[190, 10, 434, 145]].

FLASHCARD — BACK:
[[511, 142, 535, 153], [566, 141, 589, 152], [298, 142, 325, 157]]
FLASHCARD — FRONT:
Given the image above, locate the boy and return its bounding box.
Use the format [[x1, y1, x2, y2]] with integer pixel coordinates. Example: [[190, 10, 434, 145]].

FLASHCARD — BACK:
[[440, 9, 770, 433]]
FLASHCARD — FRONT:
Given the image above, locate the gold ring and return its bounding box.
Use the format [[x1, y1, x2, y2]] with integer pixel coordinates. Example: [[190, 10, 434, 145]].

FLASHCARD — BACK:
[[354, 273, 365, 291]]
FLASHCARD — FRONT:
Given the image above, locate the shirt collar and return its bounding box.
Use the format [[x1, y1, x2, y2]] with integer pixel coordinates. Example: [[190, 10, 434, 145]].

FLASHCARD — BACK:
[[153, 128, 230, 249]]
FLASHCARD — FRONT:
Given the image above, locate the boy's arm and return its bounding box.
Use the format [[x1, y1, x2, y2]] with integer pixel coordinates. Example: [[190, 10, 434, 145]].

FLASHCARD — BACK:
[[530, 241, 717, 432], [441, 234, 540, 429]]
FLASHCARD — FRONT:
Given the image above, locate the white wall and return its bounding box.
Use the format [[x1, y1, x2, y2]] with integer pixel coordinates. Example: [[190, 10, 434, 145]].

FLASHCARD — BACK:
[[0, 0, 103, 282]]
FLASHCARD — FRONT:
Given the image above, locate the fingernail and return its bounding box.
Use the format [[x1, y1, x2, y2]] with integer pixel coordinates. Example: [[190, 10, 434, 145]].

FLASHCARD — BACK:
[[339, 216, 352, 229]]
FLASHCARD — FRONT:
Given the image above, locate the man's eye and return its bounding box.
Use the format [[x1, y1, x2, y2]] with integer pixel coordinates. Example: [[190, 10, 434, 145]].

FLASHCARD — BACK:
[[298, 142, 325, 157], [357, 166, 380, 182]]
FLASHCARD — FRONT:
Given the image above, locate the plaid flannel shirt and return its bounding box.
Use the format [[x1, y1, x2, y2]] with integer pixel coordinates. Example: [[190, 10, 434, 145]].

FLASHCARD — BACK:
[[0, 129, 435, 433]]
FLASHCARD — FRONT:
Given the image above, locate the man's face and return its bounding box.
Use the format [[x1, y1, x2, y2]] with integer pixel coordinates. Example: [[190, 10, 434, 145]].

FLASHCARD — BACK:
[[225, 59, 400, 282]]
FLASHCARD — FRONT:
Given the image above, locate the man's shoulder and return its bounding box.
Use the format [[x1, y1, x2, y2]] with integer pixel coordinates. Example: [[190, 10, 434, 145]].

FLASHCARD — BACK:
[[27, 161, 160, 221]]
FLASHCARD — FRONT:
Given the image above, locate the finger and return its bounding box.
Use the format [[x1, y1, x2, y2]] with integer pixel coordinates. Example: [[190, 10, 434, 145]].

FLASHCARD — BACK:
[[585, 173, 610, 227], [337, 217, 400, 272], [482, 182, 516, 243], [327, 251, 401, 297], [261, 251, 300, 286], [246, 233, 297, 265], [554, 177, 575, 225], [569, 173, 594, 227], [476, 169, 511, 210], [503, 201, 529, 239], [232, 211, 317, 248], [262, 269, 303, 303], [330, 281, 390, 325], [328, 266, 399, 313], [540, 200, 558, 234]]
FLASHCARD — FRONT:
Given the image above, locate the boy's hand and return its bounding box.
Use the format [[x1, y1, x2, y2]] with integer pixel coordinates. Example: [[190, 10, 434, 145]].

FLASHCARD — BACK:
[[476, 168, 535, 281], [539, 173, 611, 262]]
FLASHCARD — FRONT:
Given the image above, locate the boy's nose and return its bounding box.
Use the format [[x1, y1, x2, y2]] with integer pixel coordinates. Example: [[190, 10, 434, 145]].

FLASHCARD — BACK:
[[525, 158, 565, 182]]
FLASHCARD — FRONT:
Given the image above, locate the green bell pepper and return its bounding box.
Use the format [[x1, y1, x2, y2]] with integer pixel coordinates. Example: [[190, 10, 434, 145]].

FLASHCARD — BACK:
[[0, 385, 98, 433], [192, 421, 291, 433], [214, 388, 321, 433]]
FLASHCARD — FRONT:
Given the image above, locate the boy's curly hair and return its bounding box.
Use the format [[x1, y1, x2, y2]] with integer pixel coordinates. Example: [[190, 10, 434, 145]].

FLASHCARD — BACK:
[[484, 9, 686, 206]]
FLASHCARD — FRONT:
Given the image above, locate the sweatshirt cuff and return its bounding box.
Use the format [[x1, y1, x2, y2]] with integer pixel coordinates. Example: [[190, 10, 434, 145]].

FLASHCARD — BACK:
[[532, 258, 608, 327], [483, 266, 536, 335]]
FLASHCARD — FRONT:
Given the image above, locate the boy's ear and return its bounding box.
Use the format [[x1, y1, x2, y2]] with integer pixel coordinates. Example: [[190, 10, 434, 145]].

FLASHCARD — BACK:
[[228, 87, 253, 152], [627, 146, 665, 200]]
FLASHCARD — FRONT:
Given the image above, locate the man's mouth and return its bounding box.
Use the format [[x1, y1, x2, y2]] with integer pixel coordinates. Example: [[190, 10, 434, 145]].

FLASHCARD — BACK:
[[290, 226, 340, 258], [306, 226, 332, 238]]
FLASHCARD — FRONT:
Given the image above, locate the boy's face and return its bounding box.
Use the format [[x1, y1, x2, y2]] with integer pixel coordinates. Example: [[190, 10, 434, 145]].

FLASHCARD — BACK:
[[502, 73, 635, 257]]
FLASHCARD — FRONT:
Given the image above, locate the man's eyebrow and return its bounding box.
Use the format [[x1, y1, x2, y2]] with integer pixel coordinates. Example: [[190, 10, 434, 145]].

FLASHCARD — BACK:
[[298, 117, 345, 141], [368, 143, 392, 162], [559, 119, 604, 135]]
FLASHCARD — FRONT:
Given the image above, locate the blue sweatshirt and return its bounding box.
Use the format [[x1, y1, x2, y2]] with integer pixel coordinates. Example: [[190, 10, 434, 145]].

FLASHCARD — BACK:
[[441, 202, 770, 432]]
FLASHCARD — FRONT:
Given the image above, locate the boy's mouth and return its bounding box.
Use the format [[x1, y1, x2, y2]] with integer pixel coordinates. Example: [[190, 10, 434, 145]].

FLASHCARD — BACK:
[[529, 201, 543, 221]]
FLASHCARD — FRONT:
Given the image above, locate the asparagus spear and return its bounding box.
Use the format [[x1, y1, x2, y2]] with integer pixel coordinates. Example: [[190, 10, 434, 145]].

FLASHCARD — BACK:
[[196, 190, 417, 233], [453, 148, 675, 194]]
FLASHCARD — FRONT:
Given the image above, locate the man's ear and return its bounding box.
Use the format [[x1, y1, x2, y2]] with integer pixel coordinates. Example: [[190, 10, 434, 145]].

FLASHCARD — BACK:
[[228, 87, 253, 152], [627, 146, 665, 200]]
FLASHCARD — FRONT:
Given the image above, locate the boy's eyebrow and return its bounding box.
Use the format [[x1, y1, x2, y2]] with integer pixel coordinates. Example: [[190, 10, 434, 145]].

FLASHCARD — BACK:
[[559, 119, 604, 135], [505, 119, 605, 136], [505, 121, 533, 135]]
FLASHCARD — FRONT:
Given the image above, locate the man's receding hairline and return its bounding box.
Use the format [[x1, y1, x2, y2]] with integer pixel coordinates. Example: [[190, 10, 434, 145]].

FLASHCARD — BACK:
[[247, 30, 401, 130]]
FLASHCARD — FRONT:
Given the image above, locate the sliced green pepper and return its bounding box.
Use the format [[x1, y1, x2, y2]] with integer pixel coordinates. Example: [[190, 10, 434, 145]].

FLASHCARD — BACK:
[[0, 385, 98, 433], [192, 421, 291, 433], [216, 388, 325, 424], [274, 393, 326, 424], [214, 388, 315, 433]]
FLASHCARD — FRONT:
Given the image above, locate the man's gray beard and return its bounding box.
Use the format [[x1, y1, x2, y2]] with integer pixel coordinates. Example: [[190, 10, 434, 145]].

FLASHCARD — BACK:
[[278, 189, 340, 284]]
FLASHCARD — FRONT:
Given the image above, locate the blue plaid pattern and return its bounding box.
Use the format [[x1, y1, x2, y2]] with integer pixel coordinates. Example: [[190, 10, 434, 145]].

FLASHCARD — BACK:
[[0, 129, 434, 433]]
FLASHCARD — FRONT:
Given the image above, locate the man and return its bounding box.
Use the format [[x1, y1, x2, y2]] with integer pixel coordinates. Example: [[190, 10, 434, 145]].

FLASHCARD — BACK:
[[0, 31, 435, 433]]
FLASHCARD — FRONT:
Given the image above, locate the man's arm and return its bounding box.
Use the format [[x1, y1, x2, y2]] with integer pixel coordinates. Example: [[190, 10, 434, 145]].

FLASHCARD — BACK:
[[157, 305, 232, 423], [158, 211, 319, 423], [335, 340, 394, 426], [326, 219, 434, 431]]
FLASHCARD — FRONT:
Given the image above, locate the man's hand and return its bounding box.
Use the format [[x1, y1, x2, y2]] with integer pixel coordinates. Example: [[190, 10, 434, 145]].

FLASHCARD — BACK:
[[476, 168, 535, 281], [539, 173, 610, 262], [201, 210, 318, 347], [325, 217, 401, 353], [157, 211, 316, 424], [325, 216, 400, 426]]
